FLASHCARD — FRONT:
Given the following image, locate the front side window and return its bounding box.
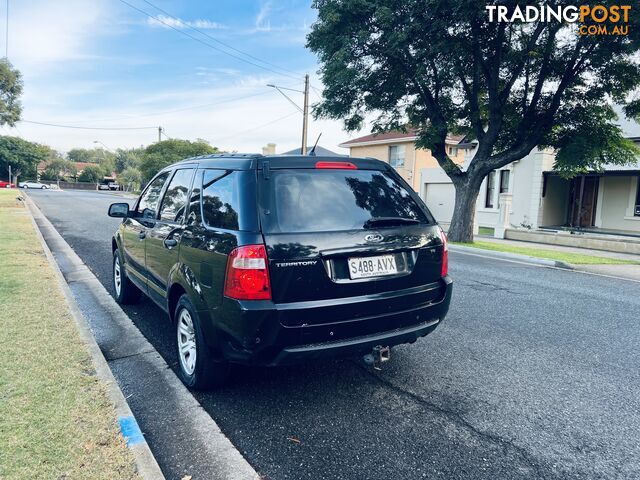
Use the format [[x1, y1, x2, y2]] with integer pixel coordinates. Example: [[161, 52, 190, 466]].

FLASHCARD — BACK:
[[137, 172, 170, 220], [499, 170, 510, 194], [159, 168, 195, 223], [389, 145, 405, 168], [485, 171, 496, 208]]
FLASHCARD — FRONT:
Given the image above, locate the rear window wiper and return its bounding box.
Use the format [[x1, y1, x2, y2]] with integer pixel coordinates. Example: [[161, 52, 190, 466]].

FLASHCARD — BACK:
[[363, 217, 421, 228]]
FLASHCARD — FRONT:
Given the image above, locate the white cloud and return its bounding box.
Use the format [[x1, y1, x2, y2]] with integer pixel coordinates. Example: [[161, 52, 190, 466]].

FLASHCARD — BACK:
[[255, 1, 273, 32], [146, 14, 226, 30]]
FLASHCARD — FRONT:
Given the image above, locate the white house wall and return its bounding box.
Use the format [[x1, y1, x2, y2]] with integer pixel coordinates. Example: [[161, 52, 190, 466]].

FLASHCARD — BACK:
[[597, 176, 640, 232]]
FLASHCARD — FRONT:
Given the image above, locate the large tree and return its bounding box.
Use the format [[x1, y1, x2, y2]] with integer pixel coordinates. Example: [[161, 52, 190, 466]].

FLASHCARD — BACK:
[[308, 0, 640, 241], [139, 139, 219, 181], [0, 136, 48, 183], [0, 59, 22, 126]]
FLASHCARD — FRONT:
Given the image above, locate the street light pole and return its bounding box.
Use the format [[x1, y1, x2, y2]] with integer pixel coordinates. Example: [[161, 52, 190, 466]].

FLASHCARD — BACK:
[[301, 74, 309, 155]]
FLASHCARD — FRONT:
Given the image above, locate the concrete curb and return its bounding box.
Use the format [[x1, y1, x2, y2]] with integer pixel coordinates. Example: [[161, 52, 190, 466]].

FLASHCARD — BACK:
[[24, 194, 261, 480], [23, 196, 165, 479], [449, 244, 574, 270]]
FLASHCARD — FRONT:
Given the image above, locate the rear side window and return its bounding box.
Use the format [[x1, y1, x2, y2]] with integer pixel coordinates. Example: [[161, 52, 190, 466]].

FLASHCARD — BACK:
[[261, 169, 430, 233], [159, 168, 195, 223], [200, 169, 257, 231], [137, 171, 170, 220]]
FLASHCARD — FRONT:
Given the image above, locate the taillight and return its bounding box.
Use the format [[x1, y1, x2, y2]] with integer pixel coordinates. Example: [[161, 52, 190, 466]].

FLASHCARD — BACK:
[[439, 228, 448, 277], [315, 161, 357, 170], [224, 244, 271, 300]]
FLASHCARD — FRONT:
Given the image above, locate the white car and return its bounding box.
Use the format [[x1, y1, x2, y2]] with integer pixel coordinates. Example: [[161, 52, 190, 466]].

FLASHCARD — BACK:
[[20, 181, 49, 189]]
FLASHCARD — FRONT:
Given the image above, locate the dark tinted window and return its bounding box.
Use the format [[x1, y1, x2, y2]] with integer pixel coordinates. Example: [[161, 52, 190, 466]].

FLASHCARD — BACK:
[[201, 170, 256, 231], [137, 172, 170, 220], [261, 169, 430, 233], [159, 168, 194, 223]]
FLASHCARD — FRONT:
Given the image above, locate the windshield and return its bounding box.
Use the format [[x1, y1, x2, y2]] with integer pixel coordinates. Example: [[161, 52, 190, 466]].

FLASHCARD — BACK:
[[260, 169, 432, 233]]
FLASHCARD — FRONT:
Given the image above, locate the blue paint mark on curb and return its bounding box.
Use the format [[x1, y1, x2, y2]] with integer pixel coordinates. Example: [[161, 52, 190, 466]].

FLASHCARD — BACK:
[[118, 415, 145, 447]]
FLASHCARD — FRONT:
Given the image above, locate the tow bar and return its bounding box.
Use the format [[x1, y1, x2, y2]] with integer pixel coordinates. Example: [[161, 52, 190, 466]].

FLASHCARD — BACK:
[[363, 345, 391, 369]]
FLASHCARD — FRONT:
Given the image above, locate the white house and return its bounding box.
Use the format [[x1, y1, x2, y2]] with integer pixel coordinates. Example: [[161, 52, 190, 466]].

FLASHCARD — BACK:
[[420, 137, 640, 236]]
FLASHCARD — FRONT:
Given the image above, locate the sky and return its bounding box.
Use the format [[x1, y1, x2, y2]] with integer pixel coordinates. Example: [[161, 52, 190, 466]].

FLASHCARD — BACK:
[[3, 1, 639, 155], [3, 0, 363, 154]]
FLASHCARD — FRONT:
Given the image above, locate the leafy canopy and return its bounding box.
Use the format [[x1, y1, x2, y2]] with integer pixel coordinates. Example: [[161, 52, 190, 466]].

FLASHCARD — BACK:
[[140, 139, 219, 181], [0, 60, 22, 126], [0, 136, 48, 180], [308, 0, 640, 180]]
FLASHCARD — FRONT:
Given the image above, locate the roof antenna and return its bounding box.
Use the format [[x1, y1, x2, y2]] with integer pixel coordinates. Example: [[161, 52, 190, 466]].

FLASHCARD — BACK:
[[309, 133, 322, 156]]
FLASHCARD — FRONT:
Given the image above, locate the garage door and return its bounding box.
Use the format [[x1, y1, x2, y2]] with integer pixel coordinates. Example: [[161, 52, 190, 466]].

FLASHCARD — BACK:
[[424, 183, 455, 224]]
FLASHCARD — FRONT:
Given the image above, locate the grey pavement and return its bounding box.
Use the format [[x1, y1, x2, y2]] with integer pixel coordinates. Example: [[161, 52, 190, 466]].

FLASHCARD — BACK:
[[27, 189, 640, 480]]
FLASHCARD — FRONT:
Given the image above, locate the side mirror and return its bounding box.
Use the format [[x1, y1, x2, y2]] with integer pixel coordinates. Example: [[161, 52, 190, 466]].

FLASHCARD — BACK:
[[108, 202, 130, 218]]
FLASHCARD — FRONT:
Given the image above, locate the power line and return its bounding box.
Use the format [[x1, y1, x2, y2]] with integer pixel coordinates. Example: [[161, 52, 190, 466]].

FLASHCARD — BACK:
[[140, 0, 301, 80], [20, 120, 158, 130], [88, 89, 275, 122], [214, 110, 299, 144], [117, 0, 301, 81]]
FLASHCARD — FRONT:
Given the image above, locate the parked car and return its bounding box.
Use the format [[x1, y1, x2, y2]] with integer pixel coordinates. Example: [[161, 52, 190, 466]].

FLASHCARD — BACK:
[[0, 180, 15, 188], [108, 181, 120, 191], [108, 154, 452, 389], [20, 181, 48, 189], [98, 183, 110, 191]]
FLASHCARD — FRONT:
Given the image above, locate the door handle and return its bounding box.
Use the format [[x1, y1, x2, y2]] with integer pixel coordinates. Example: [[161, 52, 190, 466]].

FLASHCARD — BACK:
[[138, 231, 146, 240], [164, 238, 178, 248]]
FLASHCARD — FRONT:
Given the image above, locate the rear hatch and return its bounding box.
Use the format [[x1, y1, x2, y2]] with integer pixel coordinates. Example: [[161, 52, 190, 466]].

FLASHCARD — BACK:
[[258, 161, 446, 325]]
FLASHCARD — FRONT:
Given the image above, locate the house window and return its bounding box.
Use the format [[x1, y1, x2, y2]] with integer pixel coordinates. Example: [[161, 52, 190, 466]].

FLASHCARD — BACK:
[[499, 170, 510, 194], [635, 176, 640, 217], [448, 146, 458, 156], [485, 171, 496, 208], [389, 145, 405, 168]]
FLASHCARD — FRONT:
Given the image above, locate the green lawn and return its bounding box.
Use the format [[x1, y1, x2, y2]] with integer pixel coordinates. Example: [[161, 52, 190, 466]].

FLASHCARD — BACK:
[[453, 240, 639, 265], [478, 226, 495, 236], [0, 190, 139, 480]]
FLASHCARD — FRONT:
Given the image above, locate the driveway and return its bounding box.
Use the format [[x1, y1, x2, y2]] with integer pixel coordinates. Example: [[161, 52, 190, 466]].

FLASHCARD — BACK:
[[28, 189, 640, 480]]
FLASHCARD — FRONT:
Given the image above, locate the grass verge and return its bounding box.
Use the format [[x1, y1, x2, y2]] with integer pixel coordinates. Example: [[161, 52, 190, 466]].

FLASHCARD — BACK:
[[452, 240, 640, 265], [0, 190, 139, 480]]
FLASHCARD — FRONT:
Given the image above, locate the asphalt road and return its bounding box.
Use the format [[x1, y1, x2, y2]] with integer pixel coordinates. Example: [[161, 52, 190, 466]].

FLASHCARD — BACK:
[[28, 189, 640, 480]]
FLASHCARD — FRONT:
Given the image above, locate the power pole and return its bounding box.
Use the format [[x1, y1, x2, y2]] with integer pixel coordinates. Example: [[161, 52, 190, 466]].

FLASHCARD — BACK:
[[158, 126, 162, 142], [301, 74, 309, 155]]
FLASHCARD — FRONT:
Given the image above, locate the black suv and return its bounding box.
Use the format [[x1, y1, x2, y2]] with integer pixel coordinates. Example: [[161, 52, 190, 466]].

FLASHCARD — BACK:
[[108, 154, 452, 389]]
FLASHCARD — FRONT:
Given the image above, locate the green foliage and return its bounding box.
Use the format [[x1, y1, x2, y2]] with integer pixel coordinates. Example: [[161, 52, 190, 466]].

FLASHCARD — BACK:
[[0, 59, 23, 126], [77, 165, 103, 183], [40, 158, 78, 182], [308, 0, 640, 240], [66, 147, 115, 165], [114, 148, 144, 173], [140, 139, 218, 181], [119, 167, 142, 191], [0, 136, 47, 181], [551, 105, 640, 177], [308, 0, 640, 172]]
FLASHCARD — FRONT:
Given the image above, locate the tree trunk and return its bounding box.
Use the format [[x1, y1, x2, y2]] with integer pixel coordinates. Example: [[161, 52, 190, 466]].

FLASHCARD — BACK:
[[446, 178, 483, 243]]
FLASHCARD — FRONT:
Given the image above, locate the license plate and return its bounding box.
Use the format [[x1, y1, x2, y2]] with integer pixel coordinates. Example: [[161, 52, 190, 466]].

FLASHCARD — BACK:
[[348, 254, 398, 279]]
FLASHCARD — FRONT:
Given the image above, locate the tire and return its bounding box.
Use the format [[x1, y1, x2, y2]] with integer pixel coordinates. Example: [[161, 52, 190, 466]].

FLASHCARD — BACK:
[[41, 185, 46, 189], [23, 185, 28, 189], [113, 248, 141, 304], [175, 294, 228, 390]]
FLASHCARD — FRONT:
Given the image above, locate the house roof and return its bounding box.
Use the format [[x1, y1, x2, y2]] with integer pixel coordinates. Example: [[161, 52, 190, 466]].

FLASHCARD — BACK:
[[339, 129, 466, 148]]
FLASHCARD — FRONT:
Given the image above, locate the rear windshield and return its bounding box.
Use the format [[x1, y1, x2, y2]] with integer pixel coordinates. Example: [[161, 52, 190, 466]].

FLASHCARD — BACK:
[[260, 169, 432, 233]]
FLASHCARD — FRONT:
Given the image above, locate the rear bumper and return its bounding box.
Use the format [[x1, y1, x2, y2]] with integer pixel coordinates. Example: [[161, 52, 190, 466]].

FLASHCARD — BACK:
[[269, 317, 441, 366], [203, 276, 453, 366]]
